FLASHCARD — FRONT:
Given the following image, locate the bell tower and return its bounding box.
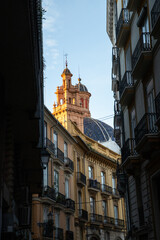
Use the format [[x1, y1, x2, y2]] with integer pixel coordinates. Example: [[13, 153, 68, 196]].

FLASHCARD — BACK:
[[53, 63, 91, 133]]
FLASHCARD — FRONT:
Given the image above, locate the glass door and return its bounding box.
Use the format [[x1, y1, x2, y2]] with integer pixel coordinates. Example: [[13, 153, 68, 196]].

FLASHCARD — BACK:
[[54, 131, 58, 157], [54, 170, 59, 195]]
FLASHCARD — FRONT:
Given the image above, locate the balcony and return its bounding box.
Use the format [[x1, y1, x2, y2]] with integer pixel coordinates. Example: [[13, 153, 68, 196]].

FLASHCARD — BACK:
[[54, 228, 63, 240], [66, 231, 74, 240], [132, 33, 152, 79], [103, 216, 115, 226], [135, 113, 159, 154], [127, 0, 143, 11], [119, 71, 134, 106], [115, 218, 125, 228], [53, 148, 64, 166], [116, 8, 130, 47], [112, 188, 120, 199], [101, 184, 112, 197], [45, 138, 55, 156], [65, 198, 75, 214], [78, 209, 88, 222], [112, 47, 119, 75], [43, 221, 53, 239], [112, 73, 119, 93], [151, 0, 160, 38], [155, 92, 160, 127], [42, 186, 56, 204], [55, 192, 66, 209], [121, 138, 139, 174], [90, 213, 103, 225], [77, 172, 86, 187], [88, 179, 100, 193], [64, 157, 74, 174]]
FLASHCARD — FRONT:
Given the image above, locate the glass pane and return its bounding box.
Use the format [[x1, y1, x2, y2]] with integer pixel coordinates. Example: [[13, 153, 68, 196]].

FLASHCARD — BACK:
[[65, 179, 69, 198], [54, 170, 59, 193], [43, 164, 48, 187]]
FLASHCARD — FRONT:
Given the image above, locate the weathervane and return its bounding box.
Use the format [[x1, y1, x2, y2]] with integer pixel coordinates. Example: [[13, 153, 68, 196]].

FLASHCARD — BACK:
[[64, 53, 68, 68]]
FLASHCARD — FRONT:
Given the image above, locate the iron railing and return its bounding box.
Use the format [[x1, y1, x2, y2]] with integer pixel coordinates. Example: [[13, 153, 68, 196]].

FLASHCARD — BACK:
[[114, 100, 121, 116], [88, 179, 100, 190], [64, 157, 74, 171], [77, 172, 86, 185], [151, 0, 160, 29], [45, 138, 55, 155], [55, 148, 64, 163], [90, 213, 103, 223], [112, 47, 119, 62], [101, 184, 112, 194], [56, 192, 66, 206], [119, 71, 134, 97], [121, 138, 137, 163], [132, 32, 152, 70], [55, 228, 63, 240], [43, 186, 56, 201], [112, 188, 119, 196], [135, 113, 158, 145], [65, 198, 75, 211], [116, 8, 130, 39], [103, 216, 115, 225], [155, 92, 160, 119], [115, 218, 125, 227], [78, 209, 88, 221], [66, 230, 74, 240], [43, 221, 54, 238]]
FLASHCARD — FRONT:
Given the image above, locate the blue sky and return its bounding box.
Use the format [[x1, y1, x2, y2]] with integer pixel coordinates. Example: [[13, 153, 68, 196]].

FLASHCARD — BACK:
[[42, 0, 114, 127]]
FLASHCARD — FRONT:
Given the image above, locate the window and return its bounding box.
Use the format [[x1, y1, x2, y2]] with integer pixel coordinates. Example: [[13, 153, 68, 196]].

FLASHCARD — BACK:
[[130, 107, 136, 138], [54, 131, 58, 157], [60, 99, 63, 105], [88, 166, 93, 179], [54, 170, 59, 194], [85, 99, 88, 108], [146, 79, 155, 113], [78, 191, 82, 212], [55, 212, 59, 238], [112, 175, 116, 194], [66, 215, 70, 231], [90, 197, 95, 214], [69, 98, 71, 104], [114, 205, 118, 225], [65, 178, 69, 199], [43, 163, 48, 187], [43, 206, 49, 223], [77, 158, 80, 172], [101, 171, 105, 191], [44, 121, 47, 147], [64, 142, 68, 159], [73, 98, 75, 104], [80, 98, 84, 107], [102, 200, 107, 216]]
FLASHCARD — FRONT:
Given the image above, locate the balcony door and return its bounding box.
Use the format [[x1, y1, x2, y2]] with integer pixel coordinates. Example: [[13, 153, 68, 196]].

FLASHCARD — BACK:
[[90, 197, 95, 215], [114, 205, 118, 225], [54, 170, 59, 194], [55, 212, 59, 238], [54, 131, 58, 157], [142, 15, 150, 47], [44, 121, 47, 147], [65, 178, 69, 199], [43, 163, 48, 187], [78, 191, 82, 214], [131, 107, 136, 138], [102, 200, 107, 217], [101, 172, 105, 191], [88, 166, 93, 179], [112, 175, 116, 194], [77, 158, 80, 173], [146, 79, 156, 129]]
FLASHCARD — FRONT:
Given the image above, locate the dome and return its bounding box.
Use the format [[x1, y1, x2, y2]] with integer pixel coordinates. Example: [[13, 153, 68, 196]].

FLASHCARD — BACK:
[[76, 78, 88, 92], [101, 140, 120, 154], [83, 117, 114, 142], [62, 67, 72, 76]]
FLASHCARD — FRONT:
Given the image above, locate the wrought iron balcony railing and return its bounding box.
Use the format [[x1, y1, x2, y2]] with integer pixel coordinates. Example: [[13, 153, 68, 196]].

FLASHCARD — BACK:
[[64, 157, 74, 171], [66, 230, 74, 240], [43, 221, 54, 238], [151, 0, 160, 29], [114, 100, 121, 116], [112, 47, 119, 62], [116, 218, 125, 227], [103, 216, 115, 225], [78, 209, 88, 221], [56, 192, 66, 206], [121, 138, 137, 163], [116, 8, 130, 39], [77, 172, 86, 185], [88, 179, 100, 190], [119, 71, 134, 97], [101, 184, 112, 195], [155, 92, 160, 119], [65, 198, 75, 211], [90, 213, 103, 223], [112, 188, 119, 196], [55, 228, 63, 240], [132, 32, 152, 71], [55, 148, 64, 163], [43, 186, 56, 201], [45, 138, 55, 155], [135, 113, 158, 145]]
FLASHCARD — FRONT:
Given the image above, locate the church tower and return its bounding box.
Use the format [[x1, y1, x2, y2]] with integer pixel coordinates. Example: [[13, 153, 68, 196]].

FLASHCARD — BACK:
[[53, 62, 91, 132]]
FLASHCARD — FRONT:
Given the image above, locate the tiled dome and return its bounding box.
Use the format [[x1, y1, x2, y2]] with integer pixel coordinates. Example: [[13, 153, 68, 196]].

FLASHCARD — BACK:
[[76, 78, 88, 92], [83, 117, 114, 142]]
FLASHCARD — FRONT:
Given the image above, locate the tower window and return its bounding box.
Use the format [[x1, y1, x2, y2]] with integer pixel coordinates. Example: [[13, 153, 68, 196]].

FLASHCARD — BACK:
[[81, 98, 84, 107], [73, 98, 75, 104], [85, 99, 88, 108], [60, 99, 63, 105], [69, 98, 71, 104]]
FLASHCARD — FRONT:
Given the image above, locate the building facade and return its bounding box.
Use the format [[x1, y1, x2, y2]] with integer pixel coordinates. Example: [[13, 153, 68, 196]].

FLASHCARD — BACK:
[[107, 0, 160, 239], [0, 0, 44, 239]]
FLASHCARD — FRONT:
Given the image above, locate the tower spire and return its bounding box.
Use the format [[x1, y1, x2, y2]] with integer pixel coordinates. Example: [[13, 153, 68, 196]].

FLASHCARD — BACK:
[[64, 53, 68, 68]]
